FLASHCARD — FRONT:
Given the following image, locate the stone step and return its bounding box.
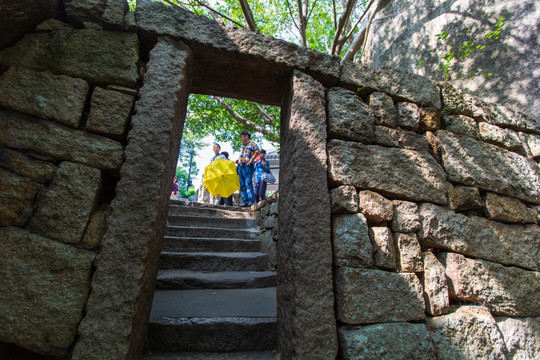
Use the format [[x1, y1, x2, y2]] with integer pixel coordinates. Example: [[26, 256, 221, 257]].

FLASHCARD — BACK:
[[162, 236, 261, 252], [159, 252, 268, 271], [143, 351, 278, 360], [156, 269, 277, 290], [168, 202, 255, 219], [165, 225, 259, 240], [146, 317, 277, 353], [146, 289, 277, 353], [167, 215, 258, 229]]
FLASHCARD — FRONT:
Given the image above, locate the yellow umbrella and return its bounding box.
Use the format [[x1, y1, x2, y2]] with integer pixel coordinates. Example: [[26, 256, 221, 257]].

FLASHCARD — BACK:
[[203, 158, 240, 198]]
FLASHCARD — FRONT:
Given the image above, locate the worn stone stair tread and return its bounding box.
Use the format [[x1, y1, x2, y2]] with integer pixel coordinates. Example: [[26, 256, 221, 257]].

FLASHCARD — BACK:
[[166, 225, 259, 239], [150, 288, 277, 319], [156, 269, 277, 289], [168, 201, 255, 219], [167, 215, 258, 229], [145, 316, 277, 353], [162, 236, 261, 252], [159, 251, 268, 271], [143, 351, 278, 360]]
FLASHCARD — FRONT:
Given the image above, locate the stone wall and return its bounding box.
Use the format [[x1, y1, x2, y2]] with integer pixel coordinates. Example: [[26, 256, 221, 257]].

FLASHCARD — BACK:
[[0, 6, 139, 356], [329, 64, 540, 359], [1, 0, 539, 359], [254, 193, 279, 271]]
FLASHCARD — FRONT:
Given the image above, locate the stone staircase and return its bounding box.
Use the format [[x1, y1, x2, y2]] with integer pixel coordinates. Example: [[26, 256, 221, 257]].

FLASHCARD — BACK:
[[144, 201, 278, 359]]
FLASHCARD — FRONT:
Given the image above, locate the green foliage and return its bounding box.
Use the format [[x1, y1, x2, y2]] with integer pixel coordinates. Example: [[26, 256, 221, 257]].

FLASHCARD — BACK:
[[175, 128, 203, 197], [434, 17, 506, 82], [186, 94, 280, 151]]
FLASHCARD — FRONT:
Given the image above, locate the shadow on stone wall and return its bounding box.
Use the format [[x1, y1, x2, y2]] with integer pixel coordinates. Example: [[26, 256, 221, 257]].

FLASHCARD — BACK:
[[361, 0, 539, 122]]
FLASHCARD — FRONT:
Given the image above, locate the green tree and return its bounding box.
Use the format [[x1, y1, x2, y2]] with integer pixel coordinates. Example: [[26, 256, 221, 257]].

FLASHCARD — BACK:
[[129, 0, 371, 147], [176, 129, 204, 198]]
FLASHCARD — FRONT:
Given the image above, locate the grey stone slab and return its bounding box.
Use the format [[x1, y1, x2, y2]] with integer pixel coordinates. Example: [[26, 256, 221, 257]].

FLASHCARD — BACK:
[[495, 317, 540, 360], [156, 270, 276, 290], [0, 168, 39, 226], [86, 87, 134, 137], [0, 0, 61, 49], [394, 232, 423, 273], [278, 71, 337, 359], [368, 226, 397, 270], [328, 139, 449, 205], [390, 200, 421, 233], [484, 192, 536, 224], [396, 102, 420, 131], [0, 148, 55, 184], [448, 185, 483, 212], [102, 0, 128, 30], [330, 185, 359, 214], [368, 91, 396, 128], [338, 323, 436, 360], [418, 203, 540, 271], [0, 110, 123, 170], [0, 227, 94, 356], [29, 162, 102, 244], [144, 352, 278, 360], [437, 130, 540, 204], [373, 125, 429, 152], [162, 236, 260, 253], [340, 60, 441, 108], [327, 87, 374, 143], [136, 0, 339, 105], [64, 0, 106, 28], [439, 252, 540, 316], [0, 29, 139, 87], [0, 66, 89, 128], [146, 317, 277, 353], [150, 288, 276, 319], [479, 121, 524, 154], [358, 190, 394, 223], [422, 251, 450, 316], [72, 37, 192, 360], [165, 225, 259, 239], [332, 213, 373, 268], [335, 267, 425, 324], [159, 252, 268, 272], [426, 306, 507, 360], [442, 114, 479, 138], [167, 215, 257, 229]]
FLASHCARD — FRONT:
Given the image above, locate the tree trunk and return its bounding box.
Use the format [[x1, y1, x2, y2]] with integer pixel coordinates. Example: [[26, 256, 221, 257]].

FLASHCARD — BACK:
[[238, 0, 259, 32]]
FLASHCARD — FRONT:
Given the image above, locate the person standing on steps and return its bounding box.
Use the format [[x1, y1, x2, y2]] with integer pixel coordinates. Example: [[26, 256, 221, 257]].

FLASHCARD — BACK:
[[205, 143, 226, 205], [235, 131, 260, 207], [210, 143, 225, 162], [253, 149, 270, 203], [218, 151, 234, 206]]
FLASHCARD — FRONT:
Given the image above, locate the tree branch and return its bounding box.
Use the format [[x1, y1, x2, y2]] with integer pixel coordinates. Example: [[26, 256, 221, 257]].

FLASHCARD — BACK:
[[332, 0, 337, 30], [330, 0, 357, 55], [254, 103, 275, 125], [297, 0, 308, 47], [341, 0, 375, 62], [214, 97, 278, 140], [284, 0, 300, 31], [238, 0, 259, 32]]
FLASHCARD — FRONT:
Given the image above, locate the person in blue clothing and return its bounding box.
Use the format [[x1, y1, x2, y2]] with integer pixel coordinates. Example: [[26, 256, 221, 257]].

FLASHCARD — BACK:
[[235, 131, 260, 207], [254, 149, 270, 203]]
